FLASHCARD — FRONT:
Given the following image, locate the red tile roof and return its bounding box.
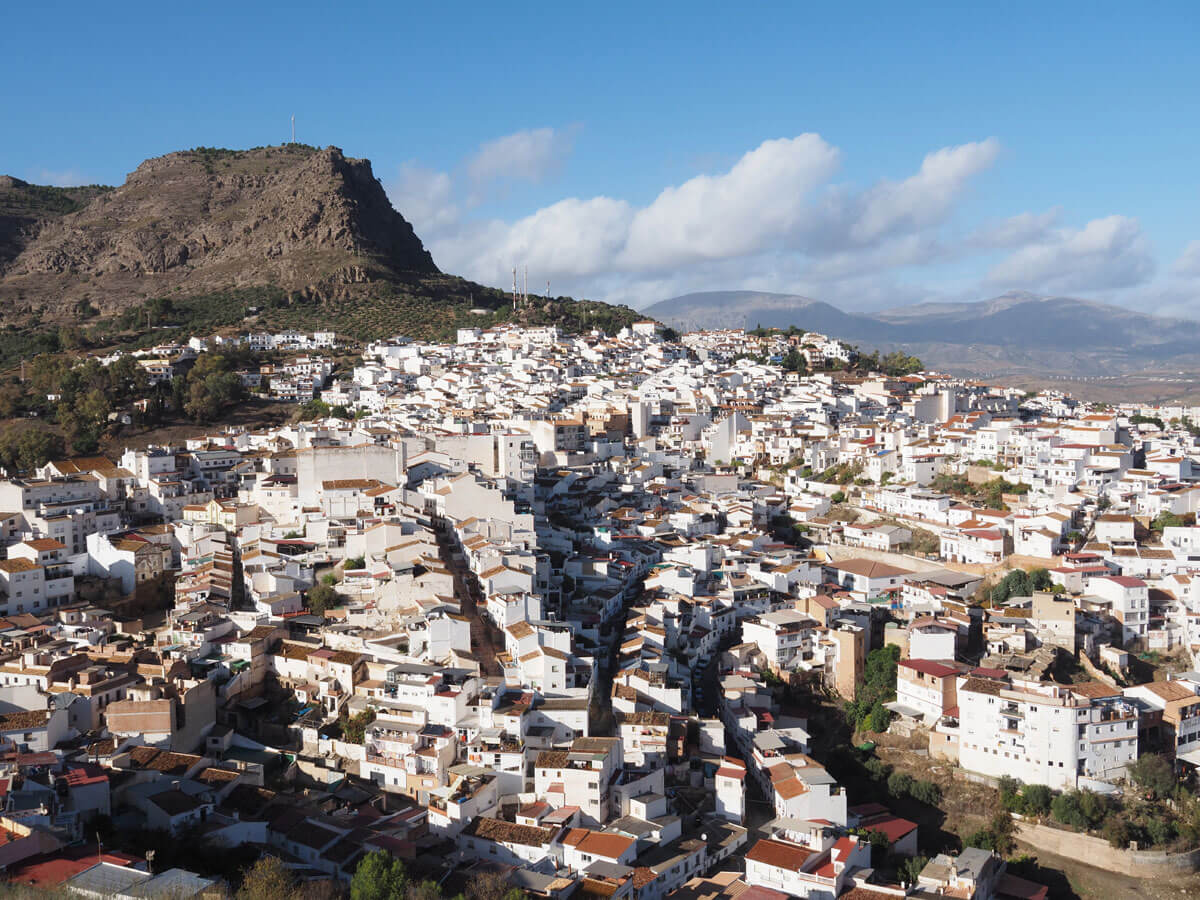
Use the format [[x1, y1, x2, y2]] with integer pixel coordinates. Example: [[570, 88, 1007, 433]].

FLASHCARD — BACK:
[[746, 838, 814, 872]]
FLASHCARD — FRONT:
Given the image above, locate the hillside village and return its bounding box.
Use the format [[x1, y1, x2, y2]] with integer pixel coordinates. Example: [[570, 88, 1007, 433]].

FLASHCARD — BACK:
[[2, 321, 1200, 897]]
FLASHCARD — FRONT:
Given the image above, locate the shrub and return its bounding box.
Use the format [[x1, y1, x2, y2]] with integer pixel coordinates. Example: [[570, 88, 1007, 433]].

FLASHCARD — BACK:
[[1022, 784, 1053, 817], [899, 855, 928, 887], [864, 757, 890, 781], [887, 771, 914, 798], [1052, 790, 1108, 830], [998, 776, 1022, 810], [342, 708, 376, 744], [1127, 753, 1175, 800], [865, 703, 892, 733], [1145, 815, 1176, 847], [1102, 815, 1134, 849], [910, 779, 942, 806], [350, 849, 407, 900], [307, 583, 338, 616]]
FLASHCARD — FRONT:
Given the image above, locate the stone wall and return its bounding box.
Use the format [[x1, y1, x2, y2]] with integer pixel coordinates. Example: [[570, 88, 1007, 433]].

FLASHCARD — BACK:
[[1015, 820, 1200, 876], [1077, 650, 1122, 688]]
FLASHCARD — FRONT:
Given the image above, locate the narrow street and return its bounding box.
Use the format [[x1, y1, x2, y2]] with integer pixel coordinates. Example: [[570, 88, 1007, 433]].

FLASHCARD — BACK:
[[434, 520, 504, 677]]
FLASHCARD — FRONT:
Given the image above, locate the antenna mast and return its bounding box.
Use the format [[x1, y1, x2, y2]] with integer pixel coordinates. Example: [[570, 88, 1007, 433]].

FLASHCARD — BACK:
[[512, 267, 519, 309], [291, 115, 295, 144]]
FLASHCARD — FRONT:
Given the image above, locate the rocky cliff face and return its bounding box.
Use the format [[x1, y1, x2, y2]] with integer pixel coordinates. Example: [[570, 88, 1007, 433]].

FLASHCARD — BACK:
[[0, 176, 111, 271], [0, 145, 438, 319]]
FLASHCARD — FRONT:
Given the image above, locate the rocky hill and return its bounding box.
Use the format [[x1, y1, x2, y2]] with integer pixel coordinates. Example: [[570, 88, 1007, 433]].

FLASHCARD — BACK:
[[0, 176, 112, 271], [0, 145, 644, 353], [0, 145, 440, 321]]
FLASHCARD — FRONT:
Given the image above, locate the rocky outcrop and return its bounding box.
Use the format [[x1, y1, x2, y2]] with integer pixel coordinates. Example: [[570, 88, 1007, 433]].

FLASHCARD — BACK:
[[0, 145, 437, 318], [0, 177, 111, 271]]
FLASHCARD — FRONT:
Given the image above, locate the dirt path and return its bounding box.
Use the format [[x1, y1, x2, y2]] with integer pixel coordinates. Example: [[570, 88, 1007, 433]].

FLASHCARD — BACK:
[[1012, 841, 1200, 900]]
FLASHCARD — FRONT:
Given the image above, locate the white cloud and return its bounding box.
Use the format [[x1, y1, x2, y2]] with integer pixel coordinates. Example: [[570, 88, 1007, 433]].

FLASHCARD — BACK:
[[434, 135, 1001, 302], [385, 164, 457, 234], [1172, 240, 1200, 278], [431, 196, 634, 287], [466, 127, 573, 182], [969, 208, 1061, 250], [618, 134, 840, 270], [388, 129, 1176, 315], [987, 215, 1155, 293], [34, 168, 95, 187], [849, 139, 1001, 243]]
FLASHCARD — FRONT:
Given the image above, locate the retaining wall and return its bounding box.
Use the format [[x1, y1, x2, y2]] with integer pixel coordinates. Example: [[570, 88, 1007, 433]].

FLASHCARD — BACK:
[[1015, 820, 1200, 876]]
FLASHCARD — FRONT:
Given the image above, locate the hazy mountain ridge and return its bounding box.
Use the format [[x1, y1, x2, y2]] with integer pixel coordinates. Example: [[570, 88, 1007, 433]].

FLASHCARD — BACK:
[[645, 290, 1200, 375]]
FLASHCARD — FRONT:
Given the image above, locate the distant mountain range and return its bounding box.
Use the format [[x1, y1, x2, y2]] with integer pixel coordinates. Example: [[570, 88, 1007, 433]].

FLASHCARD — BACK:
[[644, 290, 1200, 376]]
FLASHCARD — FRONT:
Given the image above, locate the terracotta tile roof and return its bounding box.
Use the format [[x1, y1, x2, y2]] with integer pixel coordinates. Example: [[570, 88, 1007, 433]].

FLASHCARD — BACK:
[[572, 830, 636, 860], [463, 816, 555, 847], [535, 750, 569, 768], [961, 677, 1004, 696], [745, 838, 814, 872], [0, 710, 48, 731]]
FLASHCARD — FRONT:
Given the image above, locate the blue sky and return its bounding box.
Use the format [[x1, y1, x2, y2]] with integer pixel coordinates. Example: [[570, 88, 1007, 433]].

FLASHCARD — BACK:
[[4, 2, 1199, 313]]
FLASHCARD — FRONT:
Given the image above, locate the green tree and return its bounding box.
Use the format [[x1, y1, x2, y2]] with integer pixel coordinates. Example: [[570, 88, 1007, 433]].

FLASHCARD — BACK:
[[1127, 753, 1175, 800], [887, 771, 914, 798], [1102, 815, 1134, 849], [0, 428, 65, 473], [1052, 789, 1108, 830], [1152, 511, 1185, 531], [343, 708, 377, 744], [1021, 784, 1053, 817], [879, 351, 924, 376], [185, 370, 244, 422], [910, 779, 942, 806], [781, 347, 808, 374], [989, 810, 1017, 857], [0, 380, 27, 418], [299, 398, 331, 420], [863, 829, 890, 865], [865, 703, 892, 733], [998, 776, 1022, 810], [350, 850, 407, 900], [307, 583, 338, 616], [1130, 414, 1165, 430], [899, 856, 928, 887]]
